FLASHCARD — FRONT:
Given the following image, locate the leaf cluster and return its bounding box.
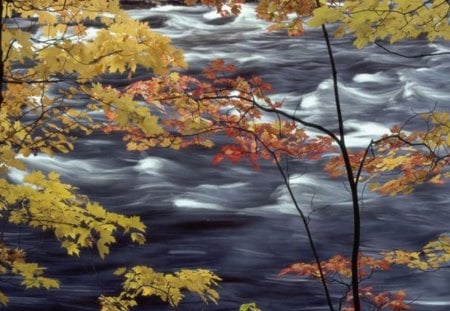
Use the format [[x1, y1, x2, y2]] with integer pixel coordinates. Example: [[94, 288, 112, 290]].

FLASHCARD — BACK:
[[1, 0, 219, 308], [105, 59, 335, 170], [0, 244, 59, 306], [384, 235, 450, 270], [100, 266, 221, 310], [279, 254, 411, 310], [326, 112, 450, 195]]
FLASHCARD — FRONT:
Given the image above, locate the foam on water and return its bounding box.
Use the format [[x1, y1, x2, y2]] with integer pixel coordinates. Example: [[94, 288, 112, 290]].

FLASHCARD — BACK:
[[344, 120, 391, 148], [134, 156, 181, 175], [245, 173, 351, 216], [353, 71, 395, 83], [7, 168, 27, 184], [397, 68, 450, 102], [11, 154, 131, 184], [414, 300, 450, 306], [172, 197, 225, 210], [197, 182, 248, 190], [301, 93, 321, 109]]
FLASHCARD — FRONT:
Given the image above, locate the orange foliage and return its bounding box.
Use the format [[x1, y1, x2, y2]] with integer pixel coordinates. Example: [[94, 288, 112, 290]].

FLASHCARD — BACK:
[[256, 0, 315, 35], [279, 254, 411, 310], [344, 287, 410, 311], [103, 58, 449, 309], [279, 254, 390, 280], [103, 60, 334, 168], [325, 113, 450, 195], [101, 57, 450, 311]]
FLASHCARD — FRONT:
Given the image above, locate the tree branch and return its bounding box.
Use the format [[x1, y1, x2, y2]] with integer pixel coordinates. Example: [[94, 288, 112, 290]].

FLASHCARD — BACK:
[[374, 41, 450, 58]]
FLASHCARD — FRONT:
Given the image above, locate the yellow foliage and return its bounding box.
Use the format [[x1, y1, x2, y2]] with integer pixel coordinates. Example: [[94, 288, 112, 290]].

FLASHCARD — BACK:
[[1, 0, 185, 161], [0, 0, 185, 305], [384, 236, 450, 270], [240, 302, 262, 311], [1, 171, 146, 259], [311, 0, 450, 47], [251, 0, 450, 47], [325, 111, 450, 196], [0, 243, 59, 301], [99, 266, 221, 310], [367, 112, 450, 195], [2, 0, 447, 309], [0, 292, 8, 306]]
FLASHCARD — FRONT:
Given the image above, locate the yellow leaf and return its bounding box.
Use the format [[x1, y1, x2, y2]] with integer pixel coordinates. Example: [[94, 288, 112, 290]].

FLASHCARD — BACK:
[[114, 267, 127, 276], [141, 115, 164, 135], [97, 238, 110, 260], [202, 139, 215, 148], [169, 72, 180, 82], [115, 110, 129, 126], [130, 232, 146, 245], [24, 171, 46, 185], [108, 55, 126, 73], [0, 291, 8, 306], [48, 172, 60, 181], [86, 203, 107, 218], [308, 6, 343, 28], [62, 241, 80, 257], [40, 277, 60, 290], [240, 302, 261, 311]]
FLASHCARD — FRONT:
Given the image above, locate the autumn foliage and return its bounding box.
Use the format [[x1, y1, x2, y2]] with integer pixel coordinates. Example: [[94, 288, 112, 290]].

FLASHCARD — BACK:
[[325, 112, 450, 195], [104, 63, 450, 310], [278, 254, 412, 311], [1, 0, 218, 308], [102, 1, 450, 310], [100, 267, 221, 310], [1, 0, 450, 310], [101, 59, 334, 169]]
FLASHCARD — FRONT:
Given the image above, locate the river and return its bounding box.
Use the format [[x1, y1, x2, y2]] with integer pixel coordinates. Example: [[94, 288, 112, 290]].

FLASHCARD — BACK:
[[6, 4, 450, 310]]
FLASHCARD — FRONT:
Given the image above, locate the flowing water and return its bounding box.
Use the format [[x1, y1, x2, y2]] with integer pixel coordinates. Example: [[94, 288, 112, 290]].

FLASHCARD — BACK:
[[6, 4, 450, 310]]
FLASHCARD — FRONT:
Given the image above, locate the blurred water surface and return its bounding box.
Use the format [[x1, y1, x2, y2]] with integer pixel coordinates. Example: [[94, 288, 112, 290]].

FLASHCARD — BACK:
[[7, 4, 450, 310]]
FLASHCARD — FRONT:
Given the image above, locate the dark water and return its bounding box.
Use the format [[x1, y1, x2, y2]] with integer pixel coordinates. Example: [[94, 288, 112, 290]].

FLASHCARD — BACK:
[[6, 4, 450, 310]]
